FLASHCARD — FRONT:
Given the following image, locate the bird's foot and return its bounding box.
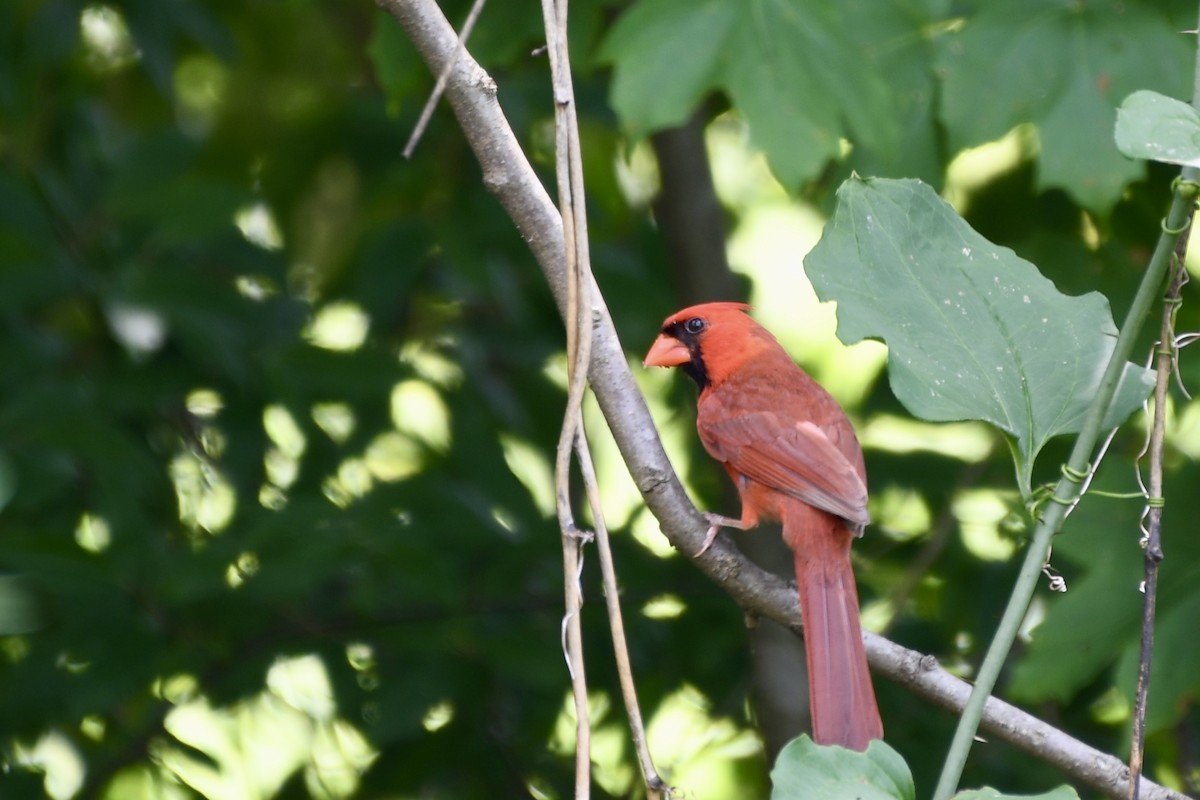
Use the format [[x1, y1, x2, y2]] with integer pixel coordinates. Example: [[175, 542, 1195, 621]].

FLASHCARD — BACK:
[[697, 513, 744, 556]]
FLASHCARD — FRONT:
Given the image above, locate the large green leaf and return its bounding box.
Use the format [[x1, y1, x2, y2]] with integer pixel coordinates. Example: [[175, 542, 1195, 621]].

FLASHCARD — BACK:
[[599, 0, 907, 187], [770, 736, 915, 800], [938, 0, 1190, 212], [805, 177, 1153, 495], [1115, 89, 1200, 167], [954, 788, 1079, 800]]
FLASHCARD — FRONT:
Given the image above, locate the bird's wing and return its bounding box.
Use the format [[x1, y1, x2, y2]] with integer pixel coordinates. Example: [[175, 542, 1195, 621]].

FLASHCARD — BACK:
[[699, 410, 870, 532]]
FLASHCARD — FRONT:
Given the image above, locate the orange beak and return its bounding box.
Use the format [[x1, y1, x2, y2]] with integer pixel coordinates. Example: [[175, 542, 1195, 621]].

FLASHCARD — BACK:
[[643, 334, 690, 368]]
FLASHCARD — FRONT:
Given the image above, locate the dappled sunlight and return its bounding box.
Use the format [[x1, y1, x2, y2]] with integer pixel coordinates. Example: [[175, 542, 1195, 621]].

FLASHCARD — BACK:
[[627, 362, 703, 556], [305, 301, 370, 352], [630, 507, 678, 559], [12, 730, 85, 800], [235, 274, 279, 301], [583, 393, 643, 531], [952, 489, 1019, 561], [421, 700, 455, 733], [1091, 686, 1132, 726], [943, 125, 1037, 212], [312, 402, 356, 444], [156, 655, 377, 799], [224, 551, 260, 589], [645, 685, 763, 794], [326, 456, 373, 506], [312, 375, 453, 504], [170, 451, 236, 534], [234, 202, 284, 251], [716, 138, 888, 406], [708, 113, 789, 209], [860, 415, 994, 462], [1173, 398, 1200, 458], [262, 404, 306, 507], [106, 302, 168, 357], [1184, 232, 1200, 280], [390, 380, 450, 451], [540, 351, 569, 391], [499, 433, 556, 517], [186, 389, 224, 418], [548, 692, 635, 796], [345, 644, 379, 697], [641, 592, 687, 620], [613, 138, 660, 208], [74, 512, 112, 554], [362, 433, 421, 484], [549, 685, 762, 795], [871, 486, 933, 543], [79, 5, 138, 74], [399, 341, 463, 388]]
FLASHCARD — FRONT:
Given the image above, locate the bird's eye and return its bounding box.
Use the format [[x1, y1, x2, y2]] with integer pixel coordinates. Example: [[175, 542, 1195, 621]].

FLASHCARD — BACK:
[[684, 317, 705, 334]]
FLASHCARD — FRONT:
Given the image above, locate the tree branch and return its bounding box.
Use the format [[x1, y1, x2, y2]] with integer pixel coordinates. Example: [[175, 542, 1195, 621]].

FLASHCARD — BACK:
[[376, 2, 1187, 797]]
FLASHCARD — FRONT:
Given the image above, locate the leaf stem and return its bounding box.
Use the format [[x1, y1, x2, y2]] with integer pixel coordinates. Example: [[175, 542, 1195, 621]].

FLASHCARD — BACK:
[[932, 146, 1200, 800]]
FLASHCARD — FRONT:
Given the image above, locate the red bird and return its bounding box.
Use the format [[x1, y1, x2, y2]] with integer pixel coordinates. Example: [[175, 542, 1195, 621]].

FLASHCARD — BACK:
[[644, 302, 882, 750]]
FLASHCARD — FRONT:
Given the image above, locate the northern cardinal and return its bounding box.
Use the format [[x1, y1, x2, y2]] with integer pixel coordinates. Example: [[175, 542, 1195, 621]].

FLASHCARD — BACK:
[[644, 301, 882, 750]]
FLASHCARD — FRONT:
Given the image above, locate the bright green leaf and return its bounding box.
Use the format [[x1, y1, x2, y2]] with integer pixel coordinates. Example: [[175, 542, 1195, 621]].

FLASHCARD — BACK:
[[954, 787, 1080, 800], [805, 177, 1154, 495], [770, 736, 915, 800], [1115, 89, 1200, 166]]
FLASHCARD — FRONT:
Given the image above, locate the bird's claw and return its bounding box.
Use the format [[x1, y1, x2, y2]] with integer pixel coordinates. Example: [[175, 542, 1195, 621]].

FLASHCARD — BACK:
[[696, 513, 743, 556]]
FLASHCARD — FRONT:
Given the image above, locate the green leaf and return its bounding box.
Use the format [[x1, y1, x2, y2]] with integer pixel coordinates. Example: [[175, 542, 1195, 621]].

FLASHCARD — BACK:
[[770, 736, 915, 800], [805, 177, 1154, 495], [954, 787, 1080, 800], [601, 0, 738, 134], [1115, 89, 1200, 166], [600, 0, 905, 187], [938, 0, 1190, 211], [839, 0, 949, 185]]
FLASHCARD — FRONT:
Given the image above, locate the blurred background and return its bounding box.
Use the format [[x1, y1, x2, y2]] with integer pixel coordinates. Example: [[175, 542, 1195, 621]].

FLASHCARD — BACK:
[[2, 0, 1200, 797]]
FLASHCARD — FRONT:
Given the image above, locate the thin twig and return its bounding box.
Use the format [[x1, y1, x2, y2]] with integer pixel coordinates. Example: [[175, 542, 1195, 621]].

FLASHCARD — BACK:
[[575, 434, 668, 798], [1129, 237, 1191, 800], [540, 0, 662, 794], [402, 0, 488, 158], [544, 0, 596, 795], [545, 15, 593, 800]]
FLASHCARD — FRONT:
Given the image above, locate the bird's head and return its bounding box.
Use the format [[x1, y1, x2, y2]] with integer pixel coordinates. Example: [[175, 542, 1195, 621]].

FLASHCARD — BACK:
[[643, 302, 777, 390]]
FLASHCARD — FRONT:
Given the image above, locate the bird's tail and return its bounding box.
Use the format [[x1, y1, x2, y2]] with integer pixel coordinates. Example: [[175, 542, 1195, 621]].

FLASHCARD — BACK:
[[783, 502, 883, 751]]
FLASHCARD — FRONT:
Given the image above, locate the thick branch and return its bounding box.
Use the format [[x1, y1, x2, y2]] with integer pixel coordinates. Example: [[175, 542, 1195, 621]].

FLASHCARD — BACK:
[[377, 2, 1186, 797]]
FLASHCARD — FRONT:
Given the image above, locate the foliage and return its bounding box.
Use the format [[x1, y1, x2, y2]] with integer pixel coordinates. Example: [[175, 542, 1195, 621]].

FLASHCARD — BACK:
[[770, 736, 915, 800], [0, 0, 1198, 798], [806, 177, 1154, 496]]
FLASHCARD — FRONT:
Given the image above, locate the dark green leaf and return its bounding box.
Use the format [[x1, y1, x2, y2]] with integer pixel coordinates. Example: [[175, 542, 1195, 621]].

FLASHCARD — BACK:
[[601, 0, 904, 186], [938, 0, 1190, 211]]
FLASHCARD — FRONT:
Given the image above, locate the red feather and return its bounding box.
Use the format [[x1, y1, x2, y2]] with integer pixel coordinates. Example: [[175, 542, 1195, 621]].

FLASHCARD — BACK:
[[645, 302, 882, 750]]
